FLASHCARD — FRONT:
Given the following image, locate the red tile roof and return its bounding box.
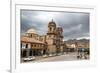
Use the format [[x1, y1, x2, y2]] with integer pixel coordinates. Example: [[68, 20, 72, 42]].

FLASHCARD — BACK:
[[21, 36, 45, 44]]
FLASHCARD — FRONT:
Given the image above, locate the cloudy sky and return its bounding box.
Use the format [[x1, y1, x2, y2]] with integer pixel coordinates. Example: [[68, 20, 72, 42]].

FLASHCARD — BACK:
[[21, 9, 90, 41]]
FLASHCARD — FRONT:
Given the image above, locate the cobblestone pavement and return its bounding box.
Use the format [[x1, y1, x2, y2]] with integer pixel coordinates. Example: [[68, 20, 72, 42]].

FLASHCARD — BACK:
[[22, 52, 89, 63], [35, 52, 89, 62]]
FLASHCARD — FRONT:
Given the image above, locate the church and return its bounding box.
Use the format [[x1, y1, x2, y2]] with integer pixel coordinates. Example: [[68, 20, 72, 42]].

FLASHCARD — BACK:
[[21, 19, 64, 58]]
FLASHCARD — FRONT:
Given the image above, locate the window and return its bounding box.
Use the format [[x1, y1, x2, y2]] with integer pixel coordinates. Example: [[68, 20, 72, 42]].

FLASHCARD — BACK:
[[31, 44, 33, 47], [30, 34, 32, 37], [49, 27, 52, 31], [26, 44, 28, 48], [34, 44, 36, 47]]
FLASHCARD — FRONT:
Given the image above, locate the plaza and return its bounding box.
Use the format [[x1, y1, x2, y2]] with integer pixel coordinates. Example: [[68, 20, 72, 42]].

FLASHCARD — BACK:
[[21, 52, 89, 63]]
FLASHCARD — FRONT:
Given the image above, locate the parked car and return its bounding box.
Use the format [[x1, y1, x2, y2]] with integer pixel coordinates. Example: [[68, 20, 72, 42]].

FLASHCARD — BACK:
[[49, 54, 53, 57], [23, 56, 35, 62], [42, 55, 48, 58]]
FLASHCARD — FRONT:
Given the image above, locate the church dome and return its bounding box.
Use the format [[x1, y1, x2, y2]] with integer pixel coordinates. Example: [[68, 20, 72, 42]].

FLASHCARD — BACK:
[[26, 28, 37, 34]]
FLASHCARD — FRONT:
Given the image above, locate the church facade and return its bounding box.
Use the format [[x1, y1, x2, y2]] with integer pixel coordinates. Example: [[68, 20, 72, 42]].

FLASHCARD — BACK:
[[21, 20, 64, 58], [46, 20, 64, 54]]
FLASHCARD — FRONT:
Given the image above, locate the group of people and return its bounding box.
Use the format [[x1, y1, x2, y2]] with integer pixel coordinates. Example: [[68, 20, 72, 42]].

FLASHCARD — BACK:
[[77, 48, 89, 59]]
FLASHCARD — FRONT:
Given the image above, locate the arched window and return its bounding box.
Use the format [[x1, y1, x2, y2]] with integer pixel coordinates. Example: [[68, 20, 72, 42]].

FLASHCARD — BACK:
[[49, 27, 52, 31]]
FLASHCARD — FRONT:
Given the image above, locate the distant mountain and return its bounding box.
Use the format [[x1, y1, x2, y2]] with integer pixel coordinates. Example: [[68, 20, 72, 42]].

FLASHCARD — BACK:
[[64, 39, 89, 48], [64, 39, 89, 45]]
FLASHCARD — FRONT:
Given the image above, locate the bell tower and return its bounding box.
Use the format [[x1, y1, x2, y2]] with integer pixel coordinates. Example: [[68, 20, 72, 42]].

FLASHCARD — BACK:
[[46, 19, 57, 54], [48, 19, 56, 34]]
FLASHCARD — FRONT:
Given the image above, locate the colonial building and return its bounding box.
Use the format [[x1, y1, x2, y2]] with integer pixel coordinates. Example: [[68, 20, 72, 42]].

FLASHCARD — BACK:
[[64, 39, 90, 52], [21, 28, 47, 58], [21, 19, 64, 58]]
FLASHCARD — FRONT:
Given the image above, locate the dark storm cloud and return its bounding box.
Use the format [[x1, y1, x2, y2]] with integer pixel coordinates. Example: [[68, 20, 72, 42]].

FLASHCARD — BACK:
[[21, 10, 89, 40]]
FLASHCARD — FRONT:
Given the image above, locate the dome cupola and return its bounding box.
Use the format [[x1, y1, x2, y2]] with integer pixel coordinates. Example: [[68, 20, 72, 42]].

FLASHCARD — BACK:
[[26, 28, 37, 34]]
